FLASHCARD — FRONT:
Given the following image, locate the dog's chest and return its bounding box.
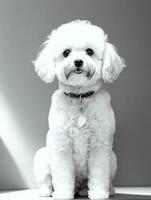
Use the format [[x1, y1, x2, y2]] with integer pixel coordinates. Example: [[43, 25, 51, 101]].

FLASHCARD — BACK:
[[66, 100, 93, 167]]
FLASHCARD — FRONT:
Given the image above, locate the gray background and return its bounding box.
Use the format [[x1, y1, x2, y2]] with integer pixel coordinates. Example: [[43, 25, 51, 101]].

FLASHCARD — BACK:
[[0, 0, 151, 190]]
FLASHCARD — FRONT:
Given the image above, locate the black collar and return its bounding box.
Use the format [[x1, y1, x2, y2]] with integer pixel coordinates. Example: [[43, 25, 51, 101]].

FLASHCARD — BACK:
[[64, 90, 95, 99]]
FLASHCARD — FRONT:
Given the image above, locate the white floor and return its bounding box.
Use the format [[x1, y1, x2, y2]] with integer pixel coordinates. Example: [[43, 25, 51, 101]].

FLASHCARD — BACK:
[[0, 187, 151, 200]]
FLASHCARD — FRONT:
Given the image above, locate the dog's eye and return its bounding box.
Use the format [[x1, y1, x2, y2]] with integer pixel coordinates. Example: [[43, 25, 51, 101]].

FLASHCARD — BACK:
[[63, 49, 71, 57], [86, 48, 94, 56]]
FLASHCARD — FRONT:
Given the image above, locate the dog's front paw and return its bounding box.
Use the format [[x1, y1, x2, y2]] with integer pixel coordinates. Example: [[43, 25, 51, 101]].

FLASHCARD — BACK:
[[88, 189, 109, 200], [52, 190, 73, 200], [39, 186, 52, 197]]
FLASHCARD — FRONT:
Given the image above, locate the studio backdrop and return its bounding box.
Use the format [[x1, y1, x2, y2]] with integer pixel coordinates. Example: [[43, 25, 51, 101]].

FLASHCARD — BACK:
[[0, 0, 151, 190]]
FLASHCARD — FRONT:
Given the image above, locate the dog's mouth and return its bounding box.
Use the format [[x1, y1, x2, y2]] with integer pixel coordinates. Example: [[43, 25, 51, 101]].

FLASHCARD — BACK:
[[74, 69, 83, 74], [65, 69, 95, 80]]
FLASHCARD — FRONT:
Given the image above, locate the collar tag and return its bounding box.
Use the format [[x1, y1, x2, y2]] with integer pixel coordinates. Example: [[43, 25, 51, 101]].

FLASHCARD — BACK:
[[77, 115, 86, 128]]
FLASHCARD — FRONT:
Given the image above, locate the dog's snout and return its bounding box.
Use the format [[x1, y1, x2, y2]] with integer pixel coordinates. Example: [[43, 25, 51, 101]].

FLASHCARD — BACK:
[[74, 59, 83, 68]]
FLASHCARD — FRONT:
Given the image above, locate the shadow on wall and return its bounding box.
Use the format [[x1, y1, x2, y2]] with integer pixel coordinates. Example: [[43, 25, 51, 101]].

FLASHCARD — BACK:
[[0, 139, 26, 190]]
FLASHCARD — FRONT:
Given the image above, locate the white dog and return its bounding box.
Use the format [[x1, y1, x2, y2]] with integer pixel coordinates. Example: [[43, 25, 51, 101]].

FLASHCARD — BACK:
[[33, 20, 125, 200]]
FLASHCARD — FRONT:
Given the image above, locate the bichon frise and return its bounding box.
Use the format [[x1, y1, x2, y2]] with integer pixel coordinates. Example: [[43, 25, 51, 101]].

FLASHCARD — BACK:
[[33, 20, 125, 200]]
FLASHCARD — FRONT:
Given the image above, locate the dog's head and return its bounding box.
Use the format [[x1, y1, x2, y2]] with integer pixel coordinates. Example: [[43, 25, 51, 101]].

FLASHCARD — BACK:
[[33, 20, 125, 87]]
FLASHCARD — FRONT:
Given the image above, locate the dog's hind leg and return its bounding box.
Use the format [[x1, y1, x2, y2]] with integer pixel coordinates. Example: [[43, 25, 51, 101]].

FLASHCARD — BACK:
[[33, 147, 52, 197]]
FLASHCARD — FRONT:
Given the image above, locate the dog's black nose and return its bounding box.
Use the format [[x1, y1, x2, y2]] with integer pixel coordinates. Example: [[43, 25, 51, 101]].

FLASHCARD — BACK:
[[74, 59, 83, 67]]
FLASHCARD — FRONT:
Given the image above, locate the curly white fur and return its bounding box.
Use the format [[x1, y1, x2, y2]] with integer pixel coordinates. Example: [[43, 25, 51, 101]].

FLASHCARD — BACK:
[[33, 20, 125, 200]]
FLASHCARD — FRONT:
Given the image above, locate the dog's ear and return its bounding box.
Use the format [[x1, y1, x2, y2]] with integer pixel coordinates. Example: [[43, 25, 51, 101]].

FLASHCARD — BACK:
[[33, 33, 56, 83], [102, 42, 126, 83]]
